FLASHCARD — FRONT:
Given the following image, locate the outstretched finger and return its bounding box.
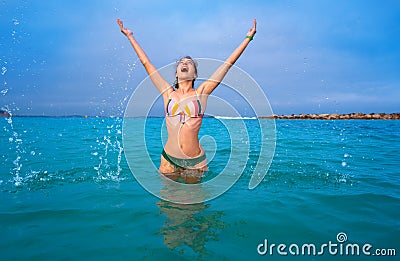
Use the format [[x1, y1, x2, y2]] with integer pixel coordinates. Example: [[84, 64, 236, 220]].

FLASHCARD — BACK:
[[253, 18, 257, 30], [117, 18, 124, 30]]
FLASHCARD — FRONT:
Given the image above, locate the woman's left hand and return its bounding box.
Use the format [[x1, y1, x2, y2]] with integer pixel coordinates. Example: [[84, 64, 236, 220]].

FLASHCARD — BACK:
[[246, 18, 257, 38]]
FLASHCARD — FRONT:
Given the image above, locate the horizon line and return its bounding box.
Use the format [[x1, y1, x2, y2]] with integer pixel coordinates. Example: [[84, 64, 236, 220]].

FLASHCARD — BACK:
[[1, 112, 399, 119]]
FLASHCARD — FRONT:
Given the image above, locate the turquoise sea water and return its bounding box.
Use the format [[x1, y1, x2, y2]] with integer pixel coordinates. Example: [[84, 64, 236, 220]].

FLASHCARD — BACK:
[[1, 117, 399, 260]]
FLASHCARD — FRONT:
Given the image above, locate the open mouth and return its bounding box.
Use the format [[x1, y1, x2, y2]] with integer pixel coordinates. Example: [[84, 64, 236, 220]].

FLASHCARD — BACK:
[[181, 67, 188, 72]]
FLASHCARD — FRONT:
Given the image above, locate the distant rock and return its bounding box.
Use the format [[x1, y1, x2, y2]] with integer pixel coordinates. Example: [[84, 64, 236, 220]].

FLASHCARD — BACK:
[[0, 110, 11, 117], [259, 113, 400, 120]]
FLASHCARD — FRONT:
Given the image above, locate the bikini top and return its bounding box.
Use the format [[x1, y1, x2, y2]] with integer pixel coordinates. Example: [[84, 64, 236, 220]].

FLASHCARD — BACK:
[[165, 91, 204, 123]]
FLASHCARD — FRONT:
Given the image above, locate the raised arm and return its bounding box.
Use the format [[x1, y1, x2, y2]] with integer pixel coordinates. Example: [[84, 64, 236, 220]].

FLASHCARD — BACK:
[[117, 19, 173, 97], [197, 19, 257, 95]]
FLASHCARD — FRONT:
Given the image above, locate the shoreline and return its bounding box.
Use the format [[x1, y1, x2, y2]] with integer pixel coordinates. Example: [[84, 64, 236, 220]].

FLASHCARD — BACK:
[[259, 112, 400, 120], [1, 111, 399, 120]]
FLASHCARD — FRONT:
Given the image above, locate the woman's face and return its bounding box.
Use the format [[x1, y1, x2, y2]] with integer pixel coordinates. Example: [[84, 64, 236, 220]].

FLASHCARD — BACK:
[[176, 58, 197, 81]]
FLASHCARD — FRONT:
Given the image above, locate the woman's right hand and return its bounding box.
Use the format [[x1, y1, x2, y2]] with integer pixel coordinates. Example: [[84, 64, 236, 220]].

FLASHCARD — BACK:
[[246, 18, 257, 38], [117, 18, 133, 37]]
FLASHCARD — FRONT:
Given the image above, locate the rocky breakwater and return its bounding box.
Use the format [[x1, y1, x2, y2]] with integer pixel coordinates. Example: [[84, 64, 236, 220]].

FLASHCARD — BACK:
[[259, 112, 400, 120]]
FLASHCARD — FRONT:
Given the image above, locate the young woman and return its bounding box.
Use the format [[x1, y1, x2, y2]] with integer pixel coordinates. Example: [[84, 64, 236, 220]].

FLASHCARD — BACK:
[[117, 18, 256, 182]]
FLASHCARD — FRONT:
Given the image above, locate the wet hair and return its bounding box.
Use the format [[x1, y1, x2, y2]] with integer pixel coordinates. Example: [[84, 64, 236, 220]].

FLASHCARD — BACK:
[[174, 56, 198, 89]]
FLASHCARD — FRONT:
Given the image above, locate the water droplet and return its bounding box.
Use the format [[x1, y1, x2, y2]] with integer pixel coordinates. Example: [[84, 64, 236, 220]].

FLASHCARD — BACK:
[[1, 89, 8, 95], [12, 19, 20, 25], [341, 161, 347, 167], [30, 151, 36, 156], [1, 67, 6, 75]]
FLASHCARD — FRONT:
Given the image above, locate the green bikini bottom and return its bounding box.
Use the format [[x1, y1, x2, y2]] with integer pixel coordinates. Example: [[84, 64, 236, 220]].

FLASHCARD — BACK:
[[162, 150, 206, 169]]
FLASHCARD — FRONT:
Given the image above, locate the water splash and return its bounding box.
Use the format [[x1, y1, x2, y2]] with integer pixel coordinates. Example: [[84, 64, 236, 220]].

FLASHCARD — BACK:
[[126, 60, 138, 83], [93, 118, 125, 182], [2, 108, 25, 187], [1, 60, 8, 95]]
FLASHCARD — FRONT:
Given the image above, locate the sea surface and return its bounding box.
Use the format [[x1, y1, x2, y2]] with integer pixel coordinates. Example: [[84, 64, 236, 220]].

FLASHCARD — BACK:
[[1, 117, 399, 260]]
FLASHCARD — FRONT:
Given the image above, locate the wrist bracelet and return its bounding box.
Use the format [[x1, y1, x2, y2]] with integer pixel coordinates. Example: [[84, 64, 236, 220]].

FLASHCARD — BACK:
[[246, 35, 254, 41]]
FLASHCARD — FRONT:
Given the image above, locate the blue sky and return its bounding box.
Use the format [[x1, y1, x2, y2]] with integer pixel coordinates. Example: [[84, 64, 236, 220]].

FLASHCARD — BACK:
[[1, 0, 400, 116]]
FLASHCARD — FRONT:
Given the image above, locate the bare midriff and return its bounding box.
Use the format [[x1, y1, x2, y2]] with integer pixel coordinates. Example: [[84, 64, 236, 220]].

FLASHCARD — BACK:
[[164, 116, 203, 158]]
